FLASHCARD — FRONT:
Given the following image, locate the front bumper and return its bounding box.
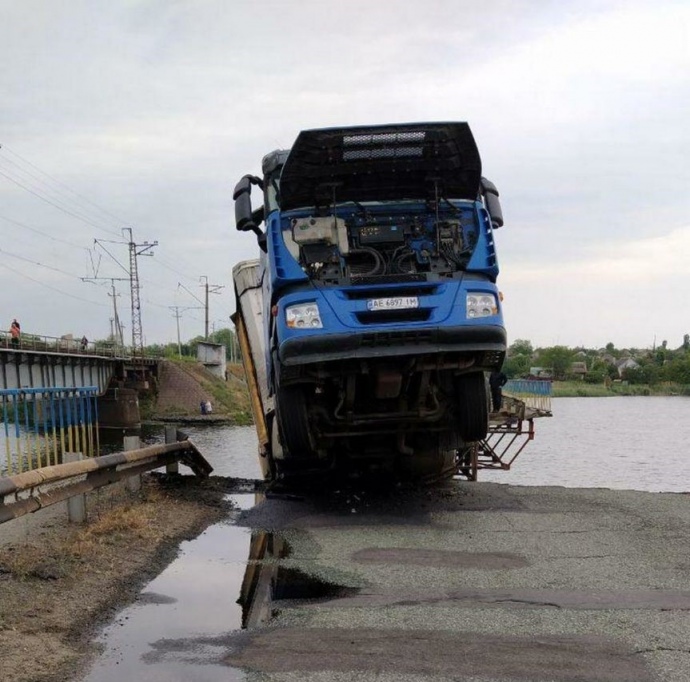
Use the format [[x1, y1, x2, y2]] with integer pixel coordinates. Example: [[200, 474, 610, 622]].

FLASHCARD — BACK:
[[278, 324, 506, 366]]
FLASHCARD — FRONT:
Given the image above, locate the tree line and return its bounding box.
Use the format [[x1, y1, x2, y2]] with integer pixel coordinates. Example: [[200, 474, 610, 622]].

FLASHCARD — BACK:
[[145, 327, 238, 361], [504, 335, 690, 385]]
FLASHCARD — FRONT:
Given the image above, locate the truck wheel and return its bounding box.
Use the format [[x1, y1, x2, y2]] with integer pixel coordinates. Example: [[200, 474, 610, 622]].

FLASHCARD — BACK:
[[275, 385, 314, 458], [399, 433, 457, 482], [455, 372, 489, 441]]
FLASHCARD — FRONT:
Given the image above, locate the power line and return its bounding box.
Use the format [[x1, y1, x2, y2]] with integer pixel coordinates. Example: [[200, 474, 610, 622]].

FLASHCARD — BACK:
[[143, 297, 172, 310], [150, 255, 198, 282], [0, 213, 88, 249], [0, 261, 107, 307], [0, 156, 120, 234], [93, 239, 131, 277], [177, 281, 205, 306], [0, 167, 120, 237], [0, 143, 130, 230], [0, 247, 86, 279]]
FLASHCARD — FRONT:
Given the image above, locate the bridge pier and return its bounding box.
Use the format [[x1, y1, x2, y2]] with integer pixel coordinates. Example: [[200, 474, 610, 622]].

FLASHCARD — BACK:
[[97, 388, 141, 430]]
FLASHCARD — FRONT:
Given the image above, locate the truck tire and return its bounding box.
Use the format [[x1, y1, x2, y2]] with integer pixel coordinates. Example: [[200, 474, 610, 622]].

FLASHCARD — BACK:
[[399, 433, 457, 482], [275, 385, 314, 459], [455, 372, 489, 442]]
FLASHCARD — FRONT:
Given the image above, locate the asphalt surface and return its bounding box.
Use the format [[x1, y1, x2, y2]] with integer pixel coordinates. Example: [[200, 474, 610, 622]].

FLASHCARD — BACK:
[[224, 481, 690, 682]]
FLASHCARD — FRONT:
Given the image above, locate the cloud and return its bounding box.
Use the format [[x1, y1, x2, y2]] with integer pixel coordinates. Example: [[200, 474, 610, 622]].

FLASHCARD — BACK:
[[0, 1, 687, 346], [506, 225, 690, 284]]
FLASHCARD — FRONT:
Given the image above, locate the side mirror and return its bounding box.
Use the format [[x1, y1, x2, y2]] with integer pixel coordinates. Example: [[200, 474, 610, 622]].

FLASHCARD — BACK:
[[480, 177, 504, 229], [233, 175, 263, 232], [233, 175, 267, 251]]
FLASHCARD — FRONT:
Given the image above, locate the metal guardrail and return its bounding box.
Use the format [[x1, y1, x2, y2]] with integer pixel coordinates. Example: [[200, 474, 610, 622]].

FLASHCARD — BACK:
[[0, 330, 157, 359], [2, 387, 99, 477], [0, 439, 213, 524], [504, 379, 552, 414]]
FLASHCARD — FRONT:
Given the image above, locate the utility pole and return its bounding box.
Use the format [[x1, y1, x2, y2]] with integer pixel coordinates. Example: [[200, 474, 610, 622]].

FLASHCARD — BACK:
[[107, 281, 124, 347], [82, 274, 128, 349], [200, 276, 224, 340], [123, 228, 157, 355], [169, 305, 202, 358], [171, 306, 183, 358]]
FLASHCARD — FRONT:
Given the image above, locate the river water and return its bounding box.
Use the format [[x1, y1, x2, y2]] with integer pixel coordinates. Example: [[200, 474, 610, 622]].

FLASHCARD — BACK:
[[4, 397, 687, 490], [482, 396, 690, 493], [140, 396, 690, 493]]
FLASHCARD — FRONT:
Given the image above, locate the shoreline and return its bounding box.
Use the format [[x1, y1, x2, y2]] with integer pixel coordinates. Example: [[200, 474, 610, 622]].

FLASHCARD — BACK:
[[550, 381, 689, 398]]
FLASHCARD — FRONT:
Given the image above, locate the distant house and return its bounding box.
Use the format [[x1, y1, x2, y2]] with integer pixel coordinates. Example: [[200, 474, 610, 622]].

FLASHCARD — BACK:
[[570, 361, 588, 378], [615, 357, 640, 377], [529, 367, 553, 379]]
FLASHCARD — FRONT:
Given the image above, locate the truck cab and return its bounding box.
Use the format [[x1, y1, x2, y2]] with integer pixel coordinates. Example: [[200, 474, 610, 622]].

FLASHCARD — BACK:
[[233, 122, 506, 481]]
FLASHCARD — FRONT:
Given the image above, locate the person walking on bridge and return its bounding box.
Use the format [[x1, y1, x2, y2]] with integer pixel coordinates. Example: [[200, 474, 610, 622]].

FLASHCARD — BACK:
[[9, 319, 20, 348]]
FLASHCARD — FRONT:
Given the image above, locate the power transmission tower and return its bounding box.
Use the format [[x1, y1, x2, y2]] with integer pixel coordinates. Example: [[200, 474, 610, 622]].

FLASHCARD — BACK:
[[200, 275, 224, 339], [92, 232, 156, 354], [123, 228, 157, 355]]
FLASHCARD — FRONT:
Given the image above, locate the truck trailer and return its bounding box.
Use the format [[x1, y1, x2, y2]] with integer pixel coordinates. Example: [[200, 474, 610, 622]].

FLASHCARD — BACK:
[[232, 122, 506, 481]]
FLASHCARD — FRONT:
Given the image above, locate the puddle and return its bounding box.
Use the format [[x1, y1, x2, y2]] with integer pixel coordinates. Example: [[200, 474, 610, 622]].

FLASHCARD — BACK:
[[81, 494, 257, 682], [81, 492, 355, 681]]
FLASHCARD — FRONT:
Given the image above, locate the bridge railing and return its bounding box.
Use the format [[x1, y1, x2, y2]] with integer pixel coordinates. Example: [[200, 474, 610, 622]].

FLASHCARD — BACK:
[[0, 330, 124, 356], [0, 330, 157, 359], [1, 387, 100, 477], [503, 379, 552, 414]]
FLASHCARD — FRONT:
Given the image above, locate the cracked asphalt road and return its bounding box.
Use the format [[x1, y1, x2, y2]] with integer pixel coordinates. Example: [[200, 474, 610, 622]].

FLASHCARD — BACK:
[[227, 481, 690, 681]]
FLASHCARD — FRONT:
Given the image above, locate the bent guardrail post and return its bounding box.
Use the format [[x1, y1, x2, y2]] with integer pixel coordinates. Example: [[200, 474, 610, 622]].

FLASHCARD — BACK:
[[124, 434, 142, 493], [165, 425, 179, 475], [64, 451, 86, 523], [0, 440, 213, 525]]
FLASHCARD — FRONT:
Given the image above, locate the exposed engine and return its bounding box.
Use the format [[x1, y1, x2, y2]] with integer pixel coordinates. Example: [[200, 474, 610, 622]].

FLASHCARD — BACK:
[[284, 206, 478, 285]]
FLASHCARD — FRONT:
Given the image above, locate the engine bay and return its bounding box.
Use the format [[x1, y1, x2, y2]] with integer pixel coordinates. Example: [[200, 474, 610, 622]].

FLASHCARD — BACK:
[[283, 204, 479, 285]]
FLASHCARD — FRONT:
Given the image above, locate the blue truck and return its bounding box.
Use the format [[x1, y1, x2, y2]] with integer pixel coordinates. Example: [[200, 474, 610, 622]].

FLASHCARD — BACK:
[[232, 122, 506, 481]]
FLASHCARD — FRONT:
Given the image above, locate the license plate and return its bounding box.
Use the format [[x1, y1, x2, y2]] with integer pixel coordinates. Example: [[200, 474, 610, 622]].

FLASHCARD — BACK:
[[366, 296, 419, 311]]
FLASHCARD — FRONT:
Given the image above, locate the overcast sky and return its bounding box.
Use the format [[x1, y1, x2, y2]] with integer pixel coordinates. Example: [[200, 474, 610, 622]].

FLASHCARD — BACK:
[[1, 0, 688, 350]]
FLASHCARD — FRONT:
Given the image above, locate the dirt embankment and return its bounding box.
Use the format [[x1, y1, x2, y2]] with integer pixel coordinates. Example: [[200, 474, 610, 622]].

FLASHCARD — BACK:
[[0, 474, 248, 682], [150, 360, 252, 423]]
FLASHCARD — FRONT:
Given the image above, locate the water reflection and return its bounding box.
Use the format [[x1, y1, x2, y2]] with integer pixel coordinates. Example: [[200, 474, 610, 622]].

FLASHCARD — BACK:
[[238, 529, 357, 629]]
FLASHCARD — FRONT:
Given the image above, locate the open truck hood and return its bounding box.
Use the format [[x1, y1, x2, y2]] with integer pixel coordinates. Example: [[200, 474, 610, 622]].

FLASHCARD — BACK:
[[279, 122, 482, 211]]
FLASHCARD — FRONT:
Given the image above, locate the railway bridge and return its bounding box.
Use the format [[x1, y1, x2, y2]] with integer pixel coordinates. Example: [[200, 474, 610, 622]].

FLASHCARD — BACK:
[[0, 332, 160, 434]]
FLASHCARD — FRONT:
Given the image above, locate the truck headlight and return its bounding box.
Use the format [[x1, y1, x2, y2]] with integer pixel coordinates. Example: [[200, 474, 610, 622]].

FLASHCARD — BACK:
[[285, 302, 323, 328], [466, 293, 498, 318]]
